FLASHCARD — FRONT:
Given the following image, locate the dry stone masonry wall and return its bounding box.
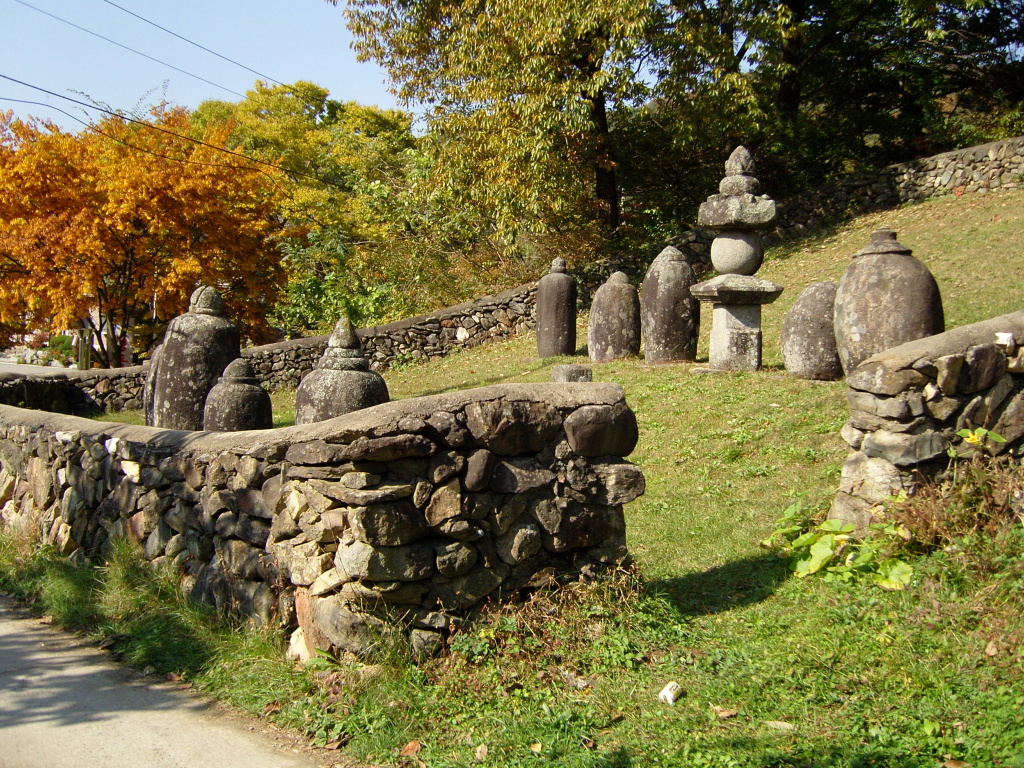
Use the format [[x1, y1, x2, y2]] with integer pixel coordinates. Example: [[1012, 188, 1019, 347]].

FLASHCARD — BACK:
[[0, 383, 642, 658], [0, 367, 146, 414], [830, 310, 1024, 532], [774, 136, 1024, 241], [246, 283, 538, 390]]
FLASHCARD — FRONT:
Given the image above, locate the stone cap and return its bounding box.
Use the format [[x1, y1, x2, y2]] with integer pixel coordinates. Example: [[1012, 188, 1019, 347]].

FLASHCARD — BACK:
[[690, 274, 784, 305], [219, 358, 259, 385], [855, 227, 913, 258], [549, 257, 567, 274], [698, 194, 776, 230], [189, 285, 224, 316], [654, 245, 687, 263]]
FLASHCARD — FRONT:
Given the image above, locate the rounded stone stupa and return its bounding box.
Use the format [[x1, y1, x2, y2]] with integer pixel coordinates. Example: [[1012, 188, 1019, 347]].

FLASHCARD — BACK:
[[294, 316, 389, 424]]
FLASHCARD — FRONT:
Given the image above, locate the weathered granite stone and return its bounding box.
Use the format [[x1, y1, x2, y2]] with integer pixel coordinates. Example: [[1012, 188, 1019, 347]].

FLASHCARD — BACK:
[[425, 479, 462, 527], [294, 317, 389, 424], [781, 281, 842, 380], [312, 595, 385, 657], [335, 539, 434, 582], [834, 228, 944, 375], [435, 540, 478, 577], [348, 501, 428, 546], [837, 453, 904, 504], [536, 258, 578, 357], [464, 399, 562, 455], [690, 275, 783, 372], [489, 458, 556, 494], [203, 359, 273, 432], [563, 403, 638, 457], [551, 364, 592, 382], [146, 286, 241, 430], [588, 272, 641, 362], [640, 246, 699, 363], [959, 344, 1007, 394], [861, 429, 949, 467]]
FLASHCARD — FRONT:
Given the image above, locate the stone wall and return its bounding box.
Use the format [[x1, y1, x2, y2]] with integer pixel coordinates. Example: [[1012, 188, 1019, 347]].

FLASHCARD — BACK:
[[773, 136, 1024, 241], [830, 310, 1024, 531], [245, 283, 538, 389], [0, 383, 642, 658], [0, 367, 146, 414]]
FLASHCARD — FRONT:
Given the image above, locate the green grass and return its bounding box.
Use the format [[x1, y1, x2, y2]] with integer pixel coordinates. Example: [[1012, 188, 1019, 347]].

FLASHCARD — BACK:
[[10, 189, 1024, 767]]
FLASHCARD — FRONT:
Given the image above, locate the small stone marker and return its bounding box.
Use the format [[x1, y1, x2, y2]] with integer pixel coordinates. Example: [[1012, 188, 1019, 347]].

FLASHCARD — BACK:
[[640, 246, 699, 363], [145, 285, 241, 430], [536, 257, 578, 357], [203, 358, 273, 431], [588, 272, 641, 362], [552, 364, 592, 382], [294, 316, 389, 424], [834, 227, 944, 374], [781, 281, 842, 380], [690, 147, 782, 372]]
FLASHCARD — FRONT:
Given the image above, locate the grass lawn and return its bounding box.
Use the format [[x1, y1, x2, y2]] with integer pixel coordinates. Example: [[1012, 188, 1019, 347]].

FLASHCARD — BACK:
[[18, 188, 1024, 767]]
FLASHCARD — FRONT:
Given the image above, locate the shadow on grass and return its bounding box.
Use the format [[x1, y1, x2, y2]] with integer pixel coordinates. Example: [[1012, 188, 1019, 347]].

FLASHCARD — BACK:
[[647, 554, 791, 619]]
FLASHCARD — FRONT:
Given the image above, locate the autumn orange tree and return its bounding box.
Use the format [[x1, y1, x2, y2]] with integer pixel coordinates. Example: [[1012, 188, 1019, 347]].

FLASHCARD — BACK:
[[0, 106, 288, 367]]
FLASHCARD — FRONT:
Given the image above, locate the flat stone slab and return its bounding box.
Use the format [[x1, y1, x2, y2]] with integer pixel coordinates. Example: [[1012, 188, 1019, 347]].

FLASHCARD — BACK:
[[690, 274, 784, 305]]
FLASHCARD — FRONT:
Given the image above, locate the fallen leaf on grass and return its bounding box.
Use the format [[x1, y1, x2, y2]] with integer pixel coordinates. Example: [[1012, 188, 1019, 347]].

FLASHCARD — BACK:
[[529, 743, 543, 753], [763, 720, 795, 731], [581, 736, 596, 749], [475, 744, 488, 762], [711, 705, 738, 719], [399, 740, 422, 757], [263, 701, 281, 715], [985, 640, 999, 657], [939, 760, 970, 768]]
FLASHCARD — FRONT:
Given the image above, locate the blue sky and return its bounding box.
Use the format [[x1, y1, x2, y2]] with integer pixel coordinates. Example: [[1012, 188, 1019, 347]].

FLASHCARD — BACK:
[[0, 0, 400, 130]]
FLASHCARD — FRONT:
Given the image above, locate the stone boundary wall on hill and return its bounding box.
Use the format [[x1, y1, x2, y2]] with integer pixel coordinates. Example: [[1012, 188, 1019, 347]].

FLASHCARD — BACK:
[[830, 310, 1024, 532], [0, 383, 642, 658], [773, 136, 1024, 241], [245, 283, 539, 390]]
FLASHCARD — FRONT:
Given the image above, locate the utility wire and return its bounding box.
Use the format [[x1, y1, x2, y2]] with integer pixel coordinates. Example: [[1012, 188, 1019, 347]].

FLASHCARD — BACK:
[[0, 74, 345, 190], [10, 0, 244, 97], [0, 95, 290, 189], [99, 0, 284, 87]]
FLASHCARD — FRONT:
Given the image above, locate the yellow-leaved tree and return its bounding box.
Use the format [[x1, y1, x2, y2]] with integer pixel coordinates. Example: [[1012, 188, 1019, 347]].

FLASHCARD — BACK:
[[0, 106, 289, 366]]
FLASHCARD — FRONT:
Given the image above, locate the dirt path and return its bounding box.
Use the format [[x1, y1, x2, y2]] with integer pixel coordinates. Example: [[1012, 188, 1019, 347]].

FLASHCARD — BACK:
[[0, 597, 344, 768]]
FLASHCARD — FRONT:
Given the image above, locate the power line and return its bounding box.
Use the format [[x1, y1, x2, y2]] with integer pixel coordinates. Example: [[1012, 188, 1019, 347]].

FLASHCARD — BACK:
[[10, 0, 245, 98], [0, 96, 289, 187], [0, 74, 345, 190], [99, 0, 284, 87]]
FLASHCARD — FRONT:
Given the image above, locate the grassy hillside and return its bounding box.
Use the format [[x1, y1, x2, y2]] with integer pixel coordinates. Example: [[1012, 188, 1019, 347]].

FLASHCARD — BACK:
[[13, 188, 1024, 768]]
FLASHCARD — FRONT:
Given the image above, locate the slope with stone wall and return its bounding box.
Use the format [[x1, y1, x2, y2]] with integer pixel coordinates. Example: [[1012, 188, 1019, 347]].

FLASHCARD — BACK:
[[830, 310, 1024, 532], [0, 383, 642, 658]]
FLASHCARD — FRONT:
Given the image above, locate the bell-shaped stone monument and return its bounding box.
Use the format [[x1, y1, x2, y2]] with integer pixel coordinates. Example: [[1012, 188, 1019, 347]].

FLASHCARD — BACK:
[[781, 281, 843, 380], [203, 358, 274, 431], [588, 272, 641, 362], [294, 316, 389, 424], [834, 227, 944, 375], [145, 285, 241, 430], [640, 246, 699, 363], [536, 257, 577, 357], [690, 147, 783, 372]]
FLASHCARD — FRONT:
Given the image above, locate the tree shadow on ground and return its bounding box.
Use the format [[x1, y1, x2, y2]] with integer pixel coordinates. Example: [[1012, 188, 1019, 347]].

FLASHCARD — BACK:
[[646, 553, 791, 619]]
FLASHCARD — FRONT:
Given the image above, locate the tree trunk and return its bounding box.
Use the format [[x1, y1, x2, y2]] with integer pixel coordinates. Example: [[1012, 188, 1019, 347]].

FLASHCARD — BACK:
[[589, 88, 620, 231], [777, 1, 808, 119]]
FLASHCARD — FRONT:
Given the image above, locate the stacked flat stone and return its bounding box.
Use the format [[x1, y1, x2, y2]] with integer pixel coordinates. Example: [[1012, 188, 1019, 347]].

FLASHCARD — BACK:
[[691, 147, 782, 372], [588, 272, 641, 363], [536, 258, 577, 358], [640, 246, 699, 363], [834, 227, 944, 375], [781, 281, 843, 380], [145, 286, 241, 431], [294, 317, 389, 425], [203, 359, 273, 432]]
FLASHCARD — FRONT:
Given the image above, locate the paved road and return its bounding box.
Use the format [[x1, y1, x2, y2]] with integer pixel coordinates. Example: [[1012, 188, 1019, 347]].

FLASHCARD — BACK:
[[0, 597, 328, 768]]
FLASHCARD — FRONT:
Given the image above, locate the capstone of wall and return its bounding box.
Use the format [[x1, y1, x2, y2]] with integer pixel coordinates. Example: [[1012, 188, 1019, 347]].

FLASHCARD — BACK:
[[0, 383, 642, 658], [831, 310, 1024, 532]]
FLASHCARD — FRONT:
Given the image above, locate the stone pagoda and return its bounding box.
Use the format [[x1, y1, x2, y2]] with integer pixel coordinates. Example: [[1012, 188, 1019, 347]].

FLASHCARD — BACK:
[[690, 147, 783, 371]]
